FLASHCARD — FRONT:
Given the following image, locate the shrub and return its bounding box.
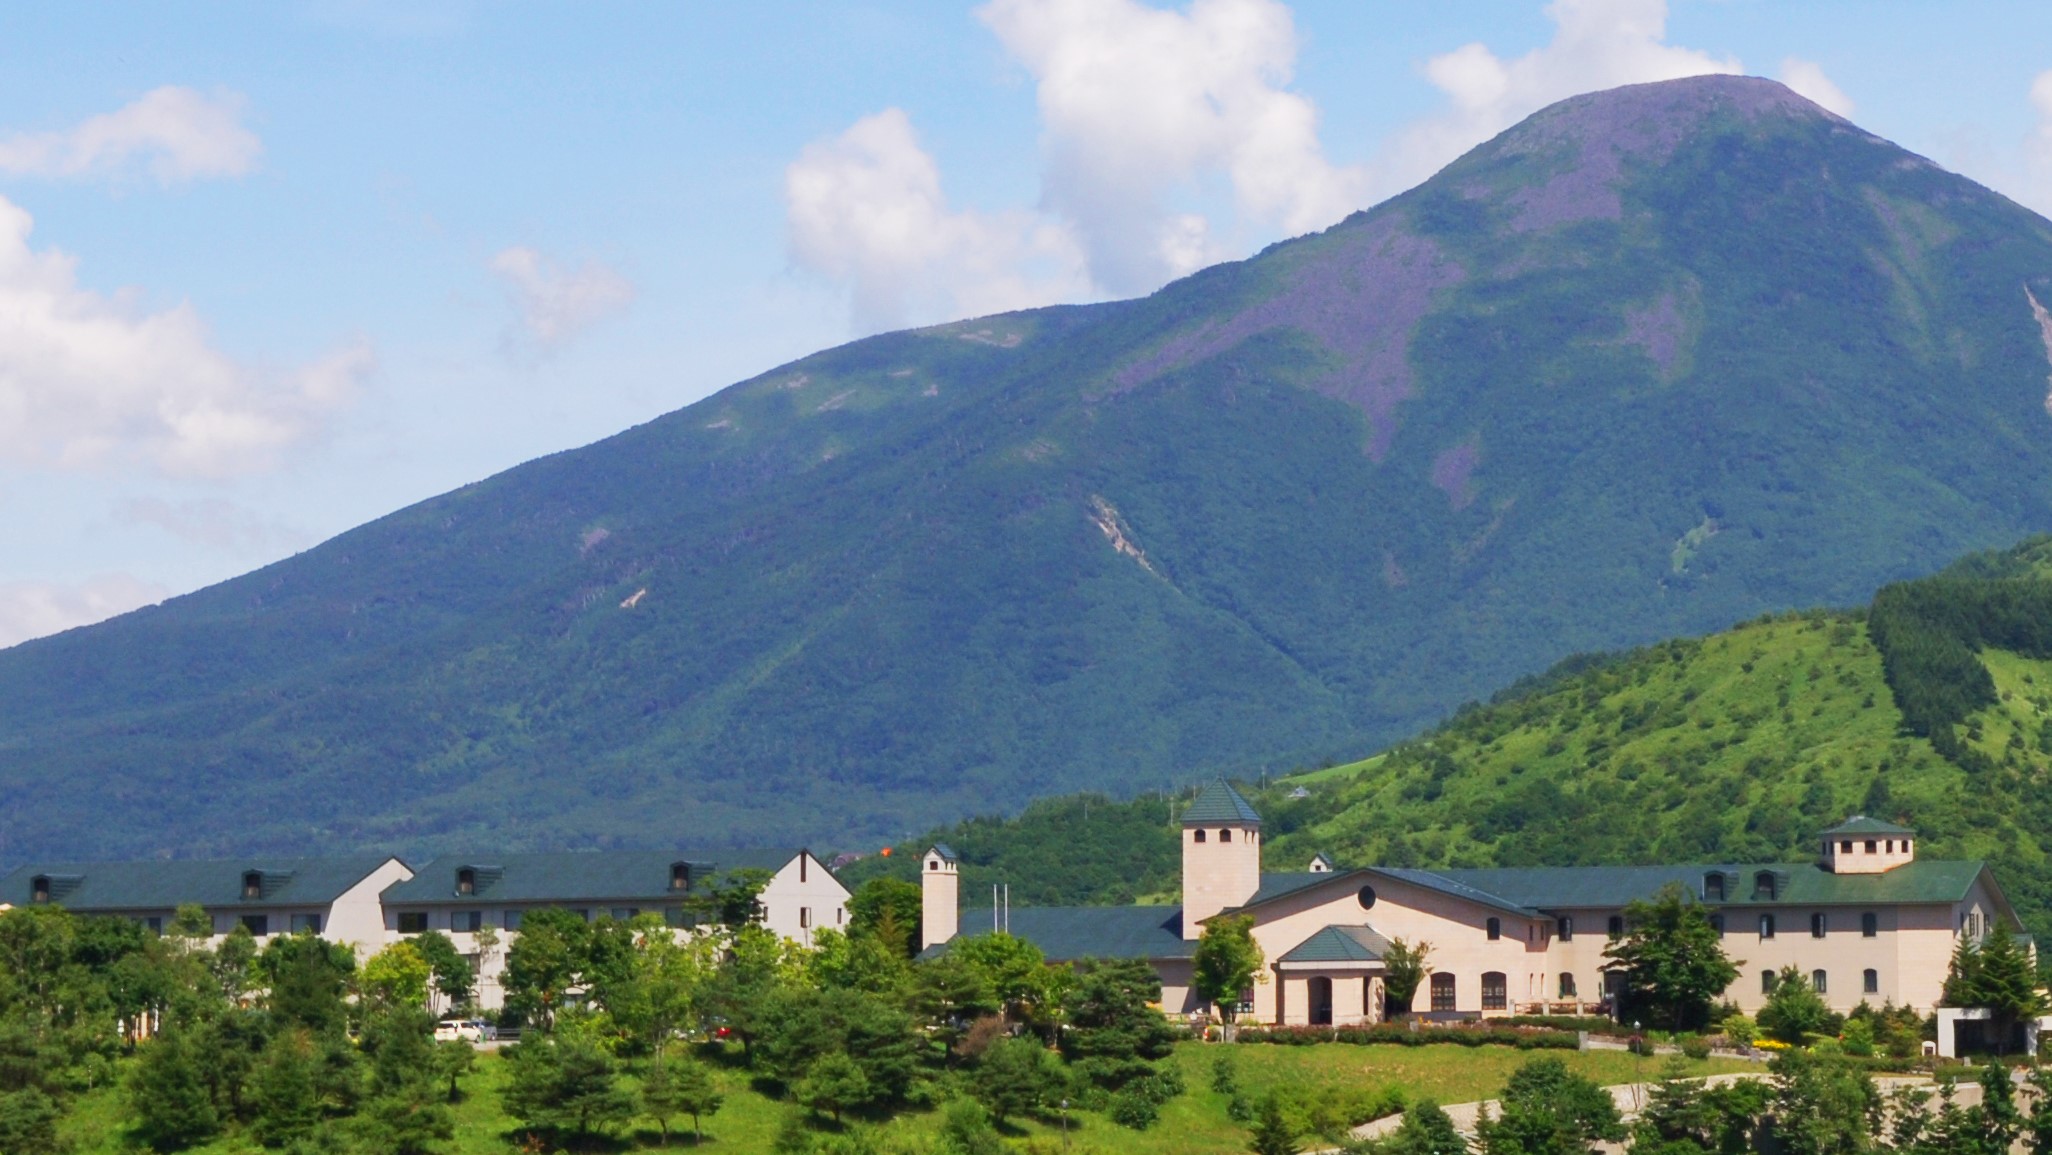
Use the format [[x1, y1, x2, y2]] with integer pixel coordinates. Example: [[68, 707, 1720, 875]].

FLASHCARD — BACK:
[[1680, 1036, 1713, 1060], [1107, 1088, 1160, 1130]]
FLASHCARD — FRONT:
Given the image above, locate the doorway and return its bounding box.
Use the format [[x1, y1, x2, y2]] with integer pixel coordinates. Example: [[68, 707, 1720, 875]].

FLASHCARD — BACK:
[[1308, 976, 1333, 1025]]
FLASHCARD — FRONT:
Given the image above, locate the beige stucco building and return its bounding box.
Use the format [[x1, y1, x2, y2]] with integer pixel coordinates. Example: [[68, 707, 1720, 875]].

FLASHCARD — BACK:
[[923, 781, 2021, 1026]]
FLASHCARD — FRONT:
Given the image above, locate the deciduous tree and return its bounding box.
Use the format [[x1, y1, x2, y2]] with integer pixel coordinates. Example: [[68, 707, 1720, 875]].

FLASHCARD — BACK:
[[1192, 914, 1264, 1040], [1601, 883, 1741, 1032]]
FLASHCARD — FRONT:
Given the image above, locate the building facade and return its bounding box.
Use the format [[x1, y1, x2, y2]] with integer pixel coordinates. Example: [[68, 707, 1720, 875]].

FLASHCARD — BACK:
[[923, 782, 2020, 1026]]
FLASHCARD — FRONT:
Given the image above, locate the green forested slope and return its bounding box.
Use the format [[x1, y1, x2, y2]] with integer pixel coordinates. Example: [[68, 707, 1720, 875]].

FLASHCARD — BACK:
[[8, 76, 2052, 859], [864, 539, 2052, 943]]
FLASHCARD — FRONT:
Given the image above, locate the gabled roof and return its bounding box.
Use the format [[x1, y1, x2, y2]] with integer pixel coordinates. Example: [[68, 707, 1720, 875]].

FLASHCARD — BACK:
[[927, 844, 959, 863], [0, 856, 402, 911], [1183, 779, 1261, 825], [925, 906, 1195, 962], [1277, 924, 1391, 964], [1820, 816, 1916, 836], [380, 849, 817, 905]]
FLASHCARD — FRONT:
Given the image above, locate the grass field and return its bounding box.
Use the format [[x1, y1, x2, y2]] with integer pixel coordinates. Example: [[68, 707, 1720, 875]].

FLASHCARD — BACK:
[[59, 1041, 1755, 1153]]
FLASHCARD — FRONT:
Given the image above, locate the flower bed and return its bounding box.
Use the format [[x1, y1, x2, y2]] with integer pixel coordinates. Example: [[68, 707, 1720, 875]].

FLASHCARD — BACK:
[[1234, 1022, 1580, 1050]]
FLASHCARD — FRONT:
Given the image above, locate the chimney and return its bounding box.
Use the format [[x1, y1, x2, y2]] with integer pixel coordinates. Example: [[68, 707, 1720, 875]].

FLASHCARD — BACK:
[[920, 846, 959, 950]]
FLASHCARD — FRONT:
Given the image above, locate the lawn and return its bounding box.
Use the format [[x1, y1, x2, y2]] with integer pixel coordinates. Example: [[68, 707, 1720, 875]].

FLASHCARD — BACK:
[[60, 1040, 1756, 1154]]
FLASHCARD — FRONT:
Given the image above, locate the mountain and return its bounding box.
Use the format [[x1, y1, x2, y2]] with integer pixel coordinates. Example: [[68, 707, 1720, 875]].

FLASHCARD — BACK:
[[849, 536, 2052, 943], [8, 75, 2052, 861]]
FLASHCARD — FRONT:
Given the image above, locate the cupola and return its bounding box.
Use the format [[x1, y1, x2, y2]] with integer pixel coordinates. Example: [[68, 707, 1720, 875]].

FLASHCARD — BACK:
[[1181, 778, 1263, 939], [1819, 816, 1916, 874]]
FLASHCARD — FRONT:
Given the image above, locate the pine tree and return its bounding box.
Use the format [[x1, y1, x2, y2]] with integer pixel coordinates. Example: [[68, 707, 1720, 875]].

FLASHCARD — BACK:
[[1384, 1098, 1466, 1155], [797, 1051, 870, 1124], [249, 1029, 324, 1147], [127, 1030, 221, 1152], [1247, 1093, 1299, 1155]]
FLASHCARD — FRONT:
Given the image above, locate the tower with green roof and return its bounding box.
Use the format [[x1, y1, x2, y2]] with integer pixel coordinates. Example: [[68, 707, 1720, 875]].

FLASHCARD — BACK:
[[1181, 778, 1262, 939]]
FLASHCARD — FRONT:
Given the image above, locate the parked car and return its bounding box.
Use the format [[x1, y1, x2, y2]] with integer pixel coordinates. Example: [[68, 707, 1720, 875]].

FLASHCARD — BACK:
[[433, 1019, 496, 1042]]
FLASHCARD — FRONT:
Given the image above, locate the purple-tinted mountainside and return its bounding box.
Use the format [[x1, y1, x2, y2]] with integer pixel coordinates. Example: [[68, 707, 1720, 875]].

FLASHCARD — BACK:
[[4, 76, 2052, 862]]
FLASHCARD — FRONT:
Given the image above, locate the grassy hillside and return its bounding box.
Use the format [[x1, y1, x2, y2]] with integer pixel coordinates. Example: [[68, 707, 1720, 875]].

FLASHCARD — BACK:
[[869, 539, 2052, 945], [11, 76, 2052, 860]]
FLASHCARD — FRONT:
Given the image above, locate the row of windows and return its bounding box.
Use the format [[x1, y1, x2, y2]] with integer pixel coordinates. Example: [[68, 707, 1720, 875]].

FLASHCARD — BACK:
[[1190, 828, 1252, 843], [1762, 968, 1881, 996], [392, 906, 837, 935], [1532, 911, 1887, 941]]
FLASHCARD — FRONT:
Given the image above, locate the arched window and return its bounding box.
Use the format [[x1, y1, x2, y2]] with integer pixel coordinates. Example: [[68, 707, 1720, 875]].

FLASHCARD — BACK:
[[1703, 873, 1724, 902], [1192, 829, 1206, 843], [1430, 973, 1456, 1012], [1762, 970, 1776, 994], [1811, 969, 1827, 994], [1863, 969, 1879, 994], [1861, 912, 1877, 937], [1559, 973, 1577, 998], [1482, 972, 1507, 1011], [1217, 829, 1231, 843], [1759, 914, 1776, 939], [1607, 915, 1625, 939], [1810, 912, 1826, 938], [1486, 917, 1501, 941], [1754, 871, 1777, 900]]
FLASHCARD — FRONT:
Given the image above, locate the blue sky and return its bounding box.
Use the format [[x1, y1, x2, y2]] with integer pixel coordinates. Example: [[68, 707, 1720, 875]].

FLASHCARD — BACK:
[[2, 0, 2050, 646]]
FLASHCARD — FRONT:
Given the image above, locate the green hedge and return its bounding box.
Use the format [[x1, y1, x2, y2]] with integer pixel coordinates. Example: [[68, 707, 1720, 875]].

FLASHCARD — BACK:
[[1234, 1023, 1580, 1050]]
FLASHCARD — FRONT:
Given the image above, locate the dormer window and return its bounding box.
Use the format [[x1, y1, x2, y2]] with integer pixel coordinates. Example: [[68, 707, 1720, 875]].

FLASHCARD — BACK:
[[456, 868, 475, 896], [1754, 871, 1777, 900], [671, 863, 691, 890], [30, 875, 49, 904], [1703, 873, 1724, 902], [243, 871, 263, 899]]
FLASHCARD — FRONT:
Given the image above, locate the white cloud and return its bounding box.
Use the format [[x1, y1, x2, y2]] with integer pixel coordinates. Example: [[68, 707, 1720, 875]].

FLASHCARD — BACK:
[[980, 0, 1363, 294], [489, 246, 636, 352], [0, 573, 169, 650], [2026, 70, 2052, 217], [0, 194, 371, 477], [115, 496, 310, 554], [0, 87, 261, 185], [1779, 57, 1855, 118], [785, 107, 1090, 332], [1372, 0, 1741, 199]]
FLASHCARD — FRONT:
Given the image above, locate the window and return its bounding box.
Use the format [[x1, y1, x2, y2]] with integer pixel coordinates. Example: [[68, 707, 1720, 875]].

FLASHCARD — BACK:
[[29, 876, 49, 904], [1861, 912, 1877, 938], [1812, 969, 1827, 994], [1865, 840, 1878, 854], [456, 868, 475, 896], [1709, 914, 1725, 937], [1486, 917, 1501, 941], [502, 909, 523, 931], [1840, 840, 1853, 854], [243, 871, 263, 899], [455, 911, 483, 933], [573, 909, 590, 923], [1811, 913, 1826, 939], [1864, 969, 1879, 995], [672, 863, 691, 889], [1607, 915, 1625, 939], [241, 915, 269, 936], [1559, 973, 1577, 998], [396, 912, 428, 934], [800, 856, 808, 883], [1192, 830, 1206, 843], [1430, 973, 1456, 1012], [1759, 914, 1776, 939], [1762, 970, 1777, 994], [1357, 885, 1377, 910], [836, 907, 843, 925], [143, 916, 163, 934], [1557, 916, 1573, 942], [800, 907, 812, 929], [1218, 829, 1232, 843], [928, 861, 938, 871], [1703, 873, 1724, 902], [1754, 871, 1777, 900], [1886, 840, 1895, 853], [610, 908, 638, 921], [1482, 972, 1507, 1011], [290, 913, 322, 934]]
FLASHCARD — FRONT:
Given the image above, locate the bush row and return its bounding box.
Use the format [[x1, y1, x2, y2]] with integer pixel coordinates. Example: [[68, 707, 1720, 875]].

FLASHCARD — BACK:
[[1233, 1023, 1580, 1050]]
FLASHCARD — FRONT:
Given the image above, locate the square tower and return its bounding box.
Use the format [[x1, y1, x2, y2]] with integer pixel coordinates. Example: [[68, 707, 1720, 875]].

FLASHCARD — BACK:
[[920, 845, 959, 950], [1819, 816, 1916, 874], [1181, 779, 1263, 939]]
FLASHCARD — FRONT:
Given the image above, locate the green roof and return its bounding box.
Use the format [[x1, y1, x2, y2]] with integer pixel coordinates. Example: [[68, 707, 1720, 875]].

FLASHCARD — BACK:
[[0, 856, 400, 911], [1277, 924, 1392, 964], [381, 850, 812, 905], [1819, 816, 1916, 836], [1183, 779, 1261, 824], [927, 906, 1195, 962]]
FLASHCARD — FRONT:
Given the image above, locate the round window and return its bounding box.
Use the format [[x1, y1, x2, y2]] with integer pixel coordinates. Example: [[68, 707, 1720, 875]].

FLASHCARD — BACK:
[[1357, 885, 1376, 910]]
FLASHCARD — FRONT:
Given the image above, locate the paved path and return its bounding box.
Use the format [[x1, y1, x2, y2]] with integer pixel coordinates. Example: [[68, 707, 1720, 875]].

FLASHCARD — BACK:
[[1331, 1072, 1952, 1150]]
